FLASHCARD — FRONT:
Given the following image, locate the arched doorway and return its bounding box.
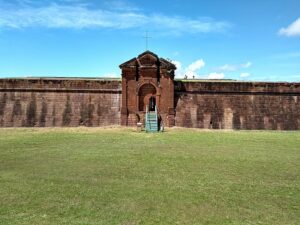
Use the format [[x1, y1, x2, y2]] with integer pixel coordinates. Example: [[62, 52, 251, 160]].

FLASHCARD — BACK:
[[138, 83, 157, 111], [149, 96, 156, 111]]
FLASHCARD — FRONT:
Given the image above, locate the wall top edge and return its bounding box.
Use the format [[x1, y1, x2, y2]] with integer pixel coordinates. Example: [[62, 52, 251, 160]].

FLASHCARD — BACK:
[[0, 77, 122, 81], [0, 78, 299, 85], [174, 80, 300, 85]]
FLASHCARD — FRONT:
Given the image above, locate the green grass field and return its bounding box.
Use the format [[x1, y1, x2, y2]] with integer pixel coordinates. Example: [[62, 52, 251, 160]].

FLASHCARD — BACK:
[[0, 128, 299, 225]]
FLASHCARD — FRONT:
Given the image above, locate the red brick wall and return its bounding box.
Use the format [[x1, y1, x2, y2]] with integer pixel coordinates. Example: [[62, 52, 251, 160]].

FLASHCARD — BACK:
[[0, 78, 121, 127], [174, 81, 300, 130], [1, 78, 300, 130], [120, 52, 176, 127]]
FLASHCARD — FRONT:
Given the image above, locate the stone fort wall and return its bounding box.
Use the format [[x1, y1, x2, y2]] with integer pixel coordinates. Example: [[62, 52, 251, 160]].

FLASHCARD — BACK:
[[0, 78, 121, 127], [174, 81, 300, 130], [1, 78, 299, 130]]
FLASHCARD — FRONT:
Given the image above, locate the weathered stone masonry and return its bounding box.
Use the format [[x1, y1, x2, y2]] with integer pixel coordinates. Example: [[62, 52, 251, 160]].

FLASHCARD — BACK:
[[174, 81, 300, 130], [1, 51, 300, 130], [1, 78, 299, 130], [0, 78, 121, 127]]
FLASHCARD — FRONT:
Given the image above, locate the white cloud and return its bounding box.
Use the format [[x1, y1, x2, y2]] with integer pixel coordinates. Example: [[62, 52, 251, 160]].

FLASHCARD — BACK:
[[218, 64, 237, 72], [217, 61, 252, 72], [173, 59, 205, 78], [0, 3, 231, 34], [207, 72, 225, 79], [151, 15, 230, 35], [241, 62, 252, 68], [172, 60, 182, 71], [185, 59, 205, 78], [105, 0, 140, 12], [102, 73, 119, 78], [240, 72, 250, 78], [173, 60, 184, 77], [0, 5, 147, 29], [185, 70, 198, 78], [187, 59, 205, 72], [278, 18, 300, 37]]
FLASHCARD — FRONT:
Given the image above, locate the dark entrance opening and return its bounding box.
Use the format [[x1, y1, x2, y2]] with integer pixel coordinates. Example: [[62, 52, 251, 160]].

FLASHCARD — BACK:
[[138, 83, 156, 112], [149, 96, 156, 111]]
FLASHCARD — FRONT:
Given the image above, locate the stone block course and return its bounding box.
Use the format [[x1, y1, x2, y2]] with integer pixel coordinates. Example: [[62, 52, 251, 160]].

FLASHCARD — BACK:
[[0, 78, 121, 127], [0, 72, 299, 130], [174, 81, 300, 130]]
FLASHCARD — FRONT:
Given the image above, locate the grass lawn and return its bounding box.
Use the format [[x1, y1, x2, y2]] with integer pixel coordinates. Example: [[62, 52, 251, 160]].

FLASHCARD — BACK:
[[0, 128, 299, 225]]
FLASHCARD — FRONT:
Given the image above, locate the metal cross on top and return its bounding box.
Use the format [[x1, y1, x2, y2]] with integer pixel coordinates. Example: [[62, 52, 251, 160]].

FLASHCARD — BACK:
[[143, 31, 152, 50]]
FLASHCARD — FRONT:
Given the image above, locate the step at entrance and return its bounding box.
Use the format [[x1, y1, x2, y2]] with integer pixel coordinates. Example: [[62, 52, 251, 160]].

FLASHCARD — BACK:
[[145, 106, 159, 132]]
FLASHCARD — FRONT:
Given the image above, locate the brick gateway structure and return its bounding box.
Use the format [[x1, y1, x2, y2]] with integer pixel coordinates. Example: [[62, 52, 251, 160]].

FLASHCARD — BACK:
[[0, 50, 300, 129], [119, 51, 176, 127]]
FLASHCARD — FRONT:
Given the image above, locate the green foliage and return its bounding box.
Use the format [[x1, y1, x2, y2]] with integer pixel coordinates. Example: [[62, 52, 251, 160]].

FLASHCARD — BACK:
[[0, 128, 299, 225]]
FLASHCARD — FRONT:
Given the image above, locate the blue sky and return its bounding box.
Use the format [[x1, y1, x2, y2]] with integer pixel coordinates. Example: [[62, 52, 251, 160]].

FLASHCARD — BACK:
[[0, 0, 299, 81]]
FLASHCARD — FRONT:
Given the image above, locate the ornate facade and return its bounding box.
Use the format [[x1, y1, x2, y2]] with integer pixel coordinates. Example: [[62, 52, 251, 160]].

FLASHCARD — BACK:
[[120, 51, 176, 127]]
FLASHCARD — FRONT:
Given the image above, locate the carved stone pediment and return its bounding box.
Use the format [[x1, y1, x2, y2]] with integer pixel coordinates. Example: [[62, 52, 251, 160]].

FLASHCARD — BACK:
[[119, 58, 137, 68], [120, 50, 176, 71], [138, 52, 158, 67]]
